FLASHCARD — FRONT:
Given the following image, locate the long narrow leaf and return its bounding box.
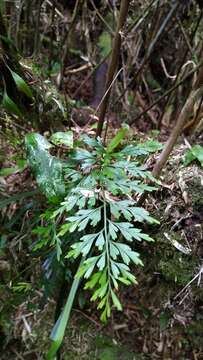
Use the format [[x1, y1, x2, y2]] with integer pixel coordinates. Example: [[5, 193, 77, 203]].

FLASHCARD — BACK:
[[46, 260, 83, 360], [2, 90, 23, 117], [0, 190, 39, 209], [8, 67, 33, 98], [106, 125, 128, 153]]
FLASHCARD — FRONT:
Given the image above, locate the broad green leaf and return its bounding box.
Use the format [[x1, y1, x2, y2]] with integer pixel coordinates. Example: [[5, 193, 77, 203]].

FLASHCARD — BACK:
[[25, 133, 65, 199], [2, 90, 23, 117], [184, 150, 196, 166], [50, 131, 73, 148], [139, 140, 163, 152], [106, 125, 129, 153], [9, 69, 33, 98], [184, 145, 203, 167], [26, 132, 52, 151]]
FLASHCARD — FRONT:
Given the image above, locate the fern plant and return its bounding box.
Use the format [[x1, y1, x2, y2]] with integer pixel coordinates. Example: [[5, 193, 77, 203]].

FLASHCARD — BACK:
[[25, 127, 161, 357]]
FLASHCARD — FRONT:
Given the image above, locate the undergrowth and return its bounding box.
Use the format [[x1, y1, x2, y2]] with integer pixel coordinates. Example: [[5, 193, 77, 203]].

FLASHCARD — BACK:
[[25, 127, 162, 357]]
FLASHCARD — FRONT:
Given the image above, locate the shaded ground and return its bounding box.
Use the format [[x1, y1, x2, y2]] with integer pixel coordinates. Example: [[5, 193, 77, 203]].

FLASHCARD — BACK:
[[1, 134, 203, 359]]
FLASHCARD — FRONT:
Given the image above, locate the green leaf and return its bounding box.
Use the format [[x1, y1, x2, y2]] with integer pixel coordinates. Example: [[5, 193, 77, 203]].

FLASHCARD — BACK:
[[117, 277, 131, 285], [110, 261, 121, 278], [109, 242, 119, 259], [159, 312, 171, 332], [95, 232, 105, 250], [52, 97, 65, 116], [9, 69, 33, 98], [25, 133, 65, 199], [129, 207, 159, 224], [46, 260, 82, 360], [81, 134, 102, 148], [184, 145, 203, 167], [50, 131, 73, 148], [0, 167, 18, 177], [98, 31, 111, 57], [73, 149, 94, 161], [84, 272, 102, 289], [122, 140, 163, 156], [0, 190, 39, 209], [68, 208, 102, 231], [111, 290, 122, 311], [113, 222, 154, 242], [97, 252, 106, 271], [2, 90, 23, 117], [106, 125, 129, 153], [109, 221, 118, 240], [114, 243, 143, 266]]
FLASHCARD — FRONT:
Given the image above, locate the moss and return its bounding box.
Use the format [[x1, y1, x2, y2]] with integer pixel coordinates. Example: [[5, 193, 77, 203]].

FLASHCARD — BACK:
[[186, 321, 203, 349], [143, 230, 197, 286], [187, 178, 203, 211], [95, 336, 146, 360], [158, 253, 198, 285]]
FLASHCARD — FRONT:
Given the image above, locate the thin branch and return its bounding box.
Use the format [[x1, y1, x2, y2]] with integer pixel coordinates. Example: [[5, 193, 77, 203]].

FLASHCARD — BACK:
[[152, 86, 203, 179], [157, 10, 203, 126], [129, 60, 203, 125], [96, 0, 130, 138], [113, 0, 180, 106], [89, 0, 114, 36]]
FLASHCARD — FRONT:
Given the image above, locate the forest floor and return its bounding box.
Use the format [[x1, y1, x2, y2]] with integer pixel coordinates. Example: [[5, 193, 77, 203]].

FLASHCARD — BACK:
[[1, 67, 203, 360], [1, 131, 203, 360]]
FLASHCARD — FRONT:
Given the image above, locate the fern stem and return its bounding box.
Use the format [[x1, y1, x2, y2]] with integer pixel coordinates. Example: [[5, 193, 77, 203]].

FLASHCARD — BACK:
[[102, 188, 111, 297]]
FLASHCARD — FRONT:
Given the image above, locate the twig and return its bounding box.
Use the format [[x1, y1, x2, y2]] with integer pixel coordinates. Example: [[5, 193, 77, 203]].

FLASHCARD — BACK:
[[89, 0, 114, 36], [58, 0, 80, 89], [129, 60, 203, 125], [94, 67, 123, 117], [137, 66, 203, 206], [113, 1, 180, 106], [126, 0, 159, 34], [176, 16, 193, 58], [135, 91, 157, 125], [45, 0, 64, 19], [174, 265, 203, 300], [157, 10, 203, 126]]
